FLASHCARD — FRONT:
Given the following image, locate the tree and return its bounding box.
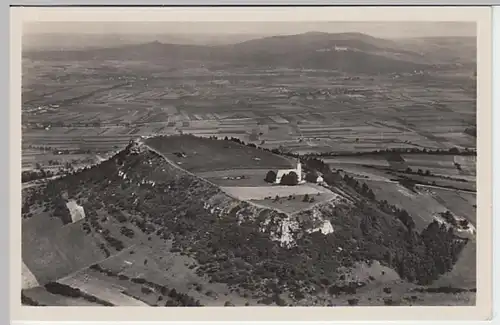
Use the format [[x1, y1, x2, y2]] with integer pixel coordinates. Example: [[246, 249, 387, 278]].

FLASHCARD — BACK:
[[347, 298, 359, 306], [305, 171, 319, 183], [303, 194, 310, 202], [264, 170, 277, 183], [280, 171, 298, 186]]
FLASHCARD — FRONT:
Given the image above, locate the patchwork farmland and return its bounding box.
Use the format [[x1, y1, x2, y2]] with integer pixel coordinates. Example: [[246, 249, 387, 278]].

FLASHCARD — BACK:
[[22, 57, 476, 172]]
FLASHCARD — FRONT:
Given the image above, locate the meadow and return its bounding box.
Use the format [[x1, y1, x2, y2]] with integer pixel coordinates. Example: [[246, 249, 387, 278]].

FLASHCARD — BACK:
[[145, 135, 294, 173]]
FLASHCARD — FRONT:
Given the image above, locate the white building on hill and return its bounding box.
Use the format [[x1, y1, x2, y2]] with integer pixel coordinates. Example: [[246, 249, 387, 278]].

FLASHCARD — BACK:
[[275, 160, 303, 184]]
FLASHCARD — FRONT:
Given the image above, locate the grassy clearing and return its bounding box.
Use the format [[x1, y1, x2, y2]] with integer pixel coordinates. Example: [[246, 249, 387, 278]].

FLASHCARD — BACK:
[[92, 245, 257, 306], [145, 135, 294, 173], [196, 169, 272, 187]]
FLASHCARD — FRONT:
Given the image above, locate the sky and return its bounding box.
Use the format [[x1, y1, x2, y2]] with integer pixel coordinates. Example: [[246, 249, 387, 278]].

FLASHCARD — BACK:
[[23, 21, 476, 39]]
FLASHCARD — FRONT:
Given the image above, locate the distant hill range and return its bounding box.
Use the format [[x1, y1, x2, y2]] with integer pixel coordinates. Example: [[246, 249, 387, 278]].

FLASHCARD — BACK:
[[23, 32, 476, 74]]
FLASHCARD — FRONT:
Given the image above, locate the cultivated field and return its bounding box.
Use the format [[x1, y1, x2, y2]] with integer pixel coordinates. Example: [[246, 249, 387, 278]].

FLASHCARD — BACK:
[[22, 58, 476, 172]]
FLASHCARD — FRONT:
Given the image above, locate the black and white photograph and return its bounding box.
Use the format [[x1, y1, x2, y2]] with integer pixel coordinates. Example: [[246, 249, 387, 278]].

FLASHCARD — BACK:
[[12, 6, 493, 321]]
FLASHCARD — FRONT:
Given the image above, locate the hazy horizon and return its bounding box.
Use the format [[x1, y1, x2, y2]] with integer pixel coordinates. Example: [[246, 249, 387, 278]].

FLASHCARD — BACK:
[[24, 21, 476, 39]]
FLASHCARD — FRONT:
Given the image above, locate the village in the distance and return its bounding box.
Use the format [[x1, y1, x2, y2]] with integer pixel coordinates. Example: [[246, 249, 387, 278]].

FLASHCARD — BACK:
[[21, 21, 477, 307]]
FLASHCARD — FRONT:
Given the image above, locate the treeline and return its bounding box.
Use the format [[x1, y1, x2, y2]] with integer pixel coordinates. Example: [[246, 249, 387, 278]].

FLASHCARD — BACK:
[[22, 169, 63, 183], [412, 286, 476, 294], [304, 146, 476, 157], [394, 175, 474, 193], [337, 172, 414, 229], [342, 174, 376, 201], [22, 161, 81, 183], [89, 264, 202, 306], [25, 144, 97, 155], [25, 121, 104, 129], [22, 194, 73, 224], [44, 282, 114, 306], [386, 167, 470, 184], [264, 170, 299, 186], [220, 134, 476, 160]]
